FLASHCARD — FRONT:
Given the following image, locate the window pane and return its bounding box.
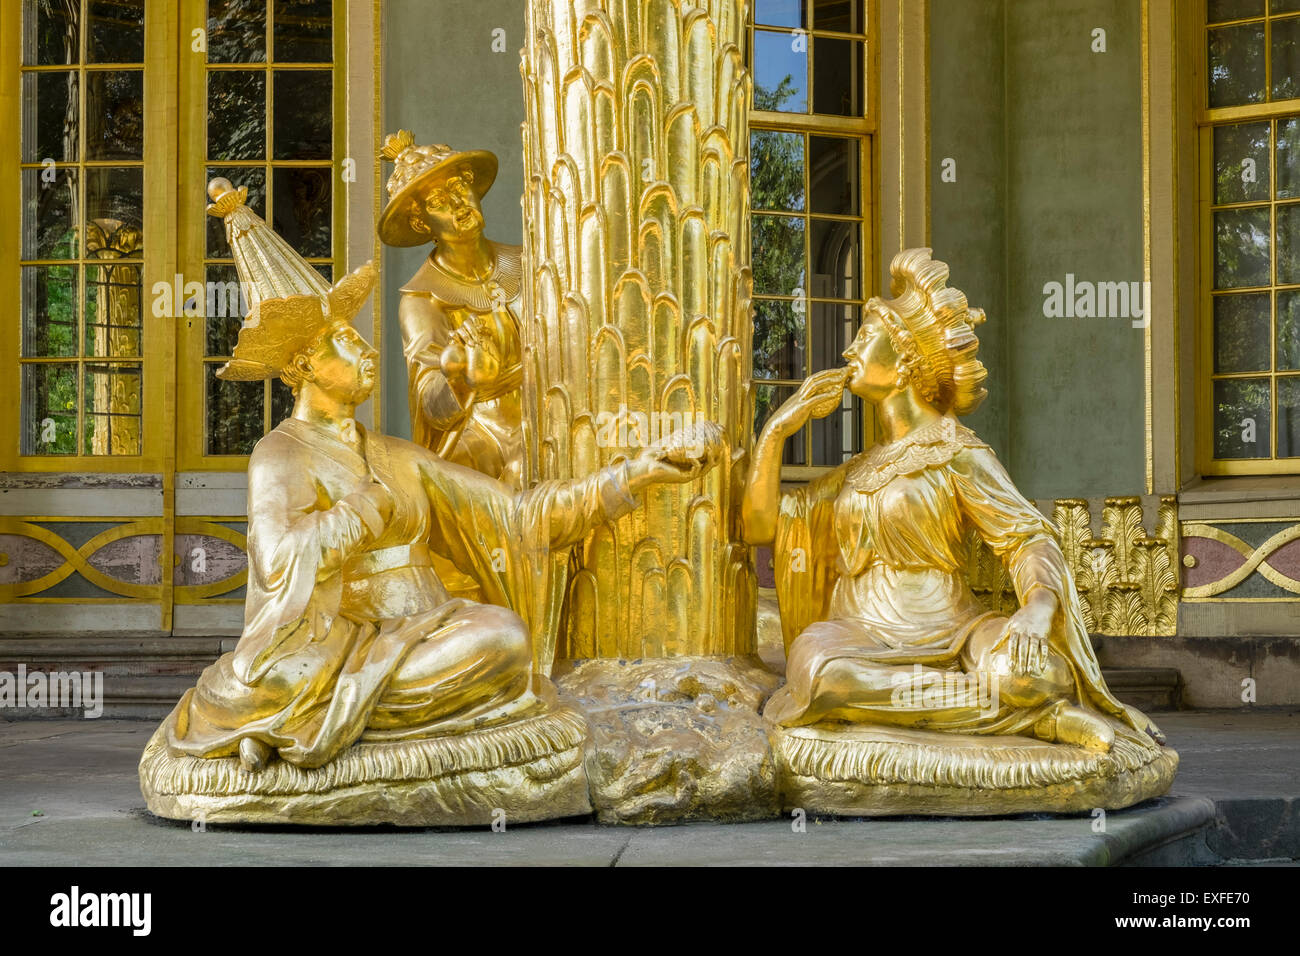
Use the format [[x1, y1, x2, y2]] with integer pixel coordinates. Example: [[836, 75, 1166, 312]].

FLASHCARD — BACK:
[[1208, 22, 1266, 108], [1279, 289, 1300, 370], [1213, 122, 1270, 204], [21, 266, 78, 357], [751, 130, 805, 211], [208, 0, 267, 63], [1278, 376, 1300, 457], [272, 70, 332, 159], [274, 0, 333, 62], [22, 166, 78, 259], [1271, 15, 1300, 101], [88, 0, 146, 63], [272, 167, 332, 258], [811, 393, 861, 465], [84, 363, 142, 455], [753, 29, 808, 113], [753, 299, 805, 380], [813, 0, 864, 34], [754, 0, 805, 28], [21, 71, 78, 163], [24, 0, 79, 66], [809, 135, 859, 215], [1272, 0, 1300, 12], [206, 368, 264, 455], [1213, 377, 1272, 458], [754, 383, 806, 465], [1213, 292, 1272, 372], [21, 363, 78, 455], [752, 214, 805, 296], [810, 301, 859, 372], [1214, 206, 1272, 288], [810, 218, 860, 299], [85, 165, 143, 230], [206, 166, 265, 257], [812, 36, 862, 116], [85, 70, 144, 160], [207, 70, 266, 160], [1278, 203, 1300, 283], [1207, 0, 1265, 21], [85, 262, 143, 358], [205, 264, 249, 355], [1278, 118, 1300, 200]]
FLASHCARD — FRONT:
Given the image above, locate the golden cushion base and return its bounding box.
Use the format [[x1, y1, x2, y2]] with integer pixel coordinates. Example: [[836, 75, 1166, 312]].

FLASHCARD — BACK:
[[139, 703, 592, 827], [771, 719, 1179, 816]]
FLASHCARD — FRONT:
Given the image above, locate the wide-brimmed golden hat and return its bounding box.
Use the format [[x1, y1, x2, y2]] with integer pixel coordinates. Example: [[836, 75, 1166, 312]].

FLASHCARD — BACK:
[[206, 177, 376, 380], [377, 130, 497, 247]]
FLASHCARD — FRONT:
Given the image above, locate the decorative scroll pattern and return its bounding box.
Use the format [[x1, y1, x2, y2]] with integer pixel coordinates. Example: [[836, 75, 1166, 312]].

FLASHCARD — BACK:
[[0, 518, 246, 603], [1181, 522, 1300, 598]]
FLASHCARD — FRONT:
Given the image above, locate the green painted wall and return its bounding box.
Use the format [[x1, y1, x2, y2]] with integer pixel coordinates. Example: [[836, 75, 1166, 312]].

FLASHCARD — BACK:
[[380, 0, 527, 438], [929, 0, 1009, 461], [930, 0, 1147, 499]]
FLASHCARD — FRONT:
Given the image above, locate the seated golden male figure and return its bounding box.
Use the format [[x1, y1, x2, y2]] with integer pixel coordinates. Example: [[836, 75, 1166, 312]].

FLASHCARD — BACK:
[[379, 131, 525, 488], [168, 181, 725, 773], [742, 249, 1166, 754]]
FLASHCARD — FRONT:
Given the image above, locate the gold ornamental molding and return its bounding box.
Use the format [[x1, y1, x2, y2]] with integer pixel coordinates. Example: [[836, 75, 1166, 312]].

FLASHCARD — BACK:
[[1180, 522, 1300, 598], [968, 496, 1180, 636]]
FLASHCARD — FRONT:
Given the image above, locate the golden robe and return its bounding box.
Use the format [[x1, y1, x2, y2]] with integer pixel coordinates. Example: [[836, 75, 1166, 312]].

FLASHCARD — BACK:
[[168, 417, 634, 768], [765, 415, 1160, 744], [398, 242, 524, 487]]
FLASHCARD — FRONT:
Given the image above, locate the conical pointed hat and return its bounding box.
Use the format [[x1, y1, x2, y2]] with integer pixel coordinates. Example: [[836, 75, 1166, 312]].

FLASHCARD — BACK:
[[206, 177, 376, 380]]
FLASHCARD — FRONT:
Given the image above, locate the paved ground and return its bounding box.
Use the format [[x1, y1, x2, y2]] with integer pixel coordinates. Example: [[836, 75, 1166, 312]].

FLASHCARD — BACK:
[[0, 711, 1296, 865]]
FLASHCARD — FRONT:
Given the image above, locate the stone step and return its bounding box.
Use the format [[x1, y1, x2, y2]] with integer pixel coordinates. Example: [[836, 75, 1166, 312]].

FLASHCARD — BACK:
[[1100, 666, 1183, 712]]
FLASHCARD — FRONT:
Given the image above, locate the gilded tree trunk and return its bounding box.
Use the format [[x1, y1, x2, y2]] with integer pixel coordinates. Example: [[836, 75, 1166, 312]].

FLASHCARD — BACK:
[[520, 0, 756, 658]]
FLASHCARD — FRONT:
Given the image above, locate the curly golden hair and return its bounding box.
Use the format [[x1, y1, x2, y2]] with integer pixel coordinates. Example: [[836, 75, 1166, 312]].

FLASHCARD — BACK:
[[863, 248, 988, 417]]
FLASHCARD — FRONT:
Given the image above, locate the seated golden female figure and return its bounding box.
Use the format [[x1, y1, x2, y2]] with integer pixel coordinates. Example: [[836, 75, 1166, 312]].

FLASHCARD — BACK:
[[742, 249, 1166, 755], [163, 180, 724, 776]]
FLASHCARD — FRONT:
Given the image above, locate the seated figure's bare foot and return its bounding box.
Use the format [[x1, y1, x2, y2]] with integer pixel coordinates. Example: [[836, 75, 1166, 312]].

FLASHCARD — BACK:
[[239, 737, 272, 772], [1034, 702, 1114, 753]]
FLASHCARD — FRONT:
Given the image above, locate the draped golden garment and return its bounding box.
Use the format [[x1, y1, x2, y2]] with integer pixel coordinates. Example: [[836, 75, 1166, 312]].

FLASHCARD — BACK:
[[168, 417, 635, 768], [766, 415, 1161, 745]]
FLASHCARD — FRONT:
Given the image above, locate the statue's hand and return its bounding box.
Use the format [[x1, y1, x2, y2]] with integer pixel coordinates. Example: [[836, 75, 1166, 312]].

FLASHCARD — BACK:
[[770, 367, 850, 436], [441, 319, 504, 392], [632, 420, 727, 485], [1003, 591, 1057, 676]]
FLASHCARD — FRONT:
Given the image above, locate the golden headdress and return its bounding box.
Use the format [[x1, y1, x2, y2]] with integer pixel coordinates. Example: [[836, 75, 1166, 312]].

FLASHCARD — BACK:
[[206, 177, 376, 381], [867, 248, 988, 416], [376, 130, 498, 247]]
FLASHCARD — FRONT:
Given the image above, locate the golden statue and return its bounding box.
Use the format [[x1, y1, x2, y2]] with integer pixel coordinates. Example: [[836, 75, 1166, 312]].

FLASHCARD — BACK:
[[743, 249, 1177, 814], [139, 179, 726, 826], [379, 131, 526, 489]]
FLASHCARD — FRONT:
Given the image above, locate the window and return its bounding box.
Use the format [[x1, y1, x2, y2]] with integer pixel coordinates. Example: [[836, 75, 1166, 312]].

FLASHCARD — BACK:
[[3, 0, 343, 471], [748, 0, 873, 476], [16, 0, 148, 460], [180, 0, 343, 465], [1201, 0, 1300, 474]]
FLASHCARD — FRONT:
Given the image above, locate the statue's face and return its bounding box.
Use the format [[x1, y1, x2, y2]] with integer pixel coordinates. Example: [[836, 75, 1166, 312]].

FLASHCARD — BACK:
[[305, 323, 378, 405], [420, 171, 484, 241], [843, 307, 902, 404]]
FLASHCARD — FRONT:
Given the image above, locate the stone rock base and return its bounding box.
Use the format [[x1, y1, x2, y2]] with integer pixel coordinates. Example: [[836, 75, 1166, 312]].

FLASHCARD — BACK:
[[555, 656, 781, 825], [139, 702, 593, 826], [771, 718, 1179, 816]]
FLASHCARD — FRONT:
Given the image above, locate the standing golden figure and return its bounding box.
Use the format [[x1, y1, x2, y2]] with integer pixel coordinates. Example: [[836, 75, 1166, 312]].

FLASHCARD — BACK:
[[743, 249, 1177, 814], [139, 179, 726, 826], [379, 131, 526, 488]]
